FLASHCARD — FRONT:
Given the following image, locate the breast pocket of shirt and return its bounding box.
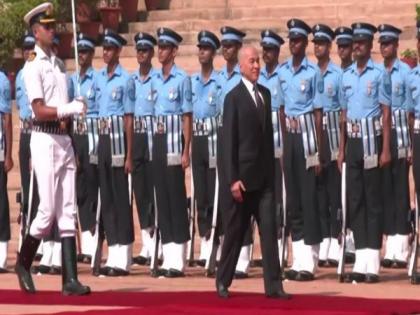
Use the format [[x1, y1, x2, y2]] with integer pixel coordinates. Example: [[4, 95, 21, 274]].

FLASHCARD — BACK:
[[295, 78, 311, 104], [326, 81, 338, 99], [166, 86, 179, 112], [110, 86, 123, 105], [393, 82, 405, 104]]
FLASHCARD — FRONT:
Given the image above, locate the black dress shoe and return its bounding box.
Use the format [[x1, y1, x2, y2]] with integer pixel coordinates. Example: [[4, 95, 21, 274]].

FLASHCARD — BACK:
[[365, 273, 380, 283], [381, 258, 393, 268], [50, 266, 62, 275], [216, 282, 229, 299], [164, 268, 185, 278], [345, 252, 355, 264], [327, 259, 339, 267], [0, 267, 9, 274], [15, 264, 36, 293], [266, 289, 291, 299], [410, 274, 420, 284], [395, 260, 407, 269], [151, 268, 167, 278], [284, 269, 298, 280], [196, 259, 206, 267], [77, 254, 91, 264], [31, 265, 51, 275], [34, 254, 42, 262], [343, 272, 366, 283], [234, 271, 248, 279], [107, 267, 129, 277], [318, 260, 327, 267], [296, 271, 314, 281], [132, 255, 148, 266], [250, 259, 263, 268], [98, 266, 111, 276]]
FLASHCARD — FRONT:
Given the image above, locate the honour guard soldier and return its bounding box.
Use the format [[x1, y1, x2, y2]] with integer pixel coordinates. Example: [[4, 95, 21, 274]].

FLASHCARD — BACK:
[[152, 27, 192, 277], [335, 27, 354, 71], [312, 24, 342, 267], [279, 18, 323, 281], [377, 24, 412, 269], [68, 33, 99, 264], [335, 26, 356, 263], [191, 30, 221, 265], [0, 36, 12, 273], [338, 22, 391, 283], [257, 29, 285, 262], [15, 31, 40, 240], [127, 32, 158, 266], [408, 21, 420, 284], [96, 29, 134, 277], [219, 26, 251, 279], [16, 2, 90, 295]]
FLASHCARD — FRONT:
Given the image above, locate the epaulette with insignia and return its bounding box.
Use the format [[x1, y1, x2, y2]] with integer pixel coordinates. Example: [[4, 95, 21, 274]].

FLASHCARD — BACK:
[[28, 51, 36, 62]]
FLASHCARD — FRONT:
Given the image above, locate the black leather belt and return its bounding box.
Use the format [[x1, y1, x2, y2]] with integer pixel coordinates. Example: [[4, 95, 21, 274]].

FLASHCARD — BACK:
[[33, 119, 70, 135]]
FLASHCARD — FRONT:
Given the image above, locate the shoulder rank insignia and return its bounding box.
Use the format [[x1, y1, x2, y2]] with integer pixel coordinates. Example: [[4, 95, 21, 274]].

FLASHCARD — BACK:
[[28, 51, 36, 62]]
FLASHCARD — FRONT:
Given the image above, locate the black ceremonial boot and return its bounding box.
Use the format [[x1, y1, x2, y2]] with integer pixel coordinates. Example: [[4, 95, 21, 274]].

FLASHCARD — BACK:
[[61, 237, 91, 296]]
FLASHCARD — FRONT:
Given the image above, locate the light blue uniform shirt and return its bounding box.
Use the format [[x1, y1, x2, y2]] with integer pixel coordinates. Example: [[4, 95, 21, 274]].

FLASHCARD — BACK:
[[378, 59, 411, 112], [0, 71, 11, 114], [258, 64, 283, 110], [191, 69, 222, 119], [151, 64, 192, 116], [340, 59, 391, 120], [96, 64, 133, 118], [219, 64, 241, 109], [68, 67, 99, 118], [314, 61, 342, 113], [278, 57, 323, 116], [127, 67, 157, 117], [407, 65, 420, 117], [15, 69, 32, 119]]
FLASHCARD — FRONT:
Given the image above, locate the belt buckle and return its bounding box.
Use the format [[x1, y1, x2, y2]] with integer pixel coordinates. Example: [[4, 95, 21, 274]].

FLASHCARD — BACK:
[[156, 121, 166, 134], [59, 120, 68, 133], [76, 118, 86, 134], [134, 118, 143, 133], [290, 118, 298, 131], [100, 119, 109, 133], [23, 120, 31, 130], [352, 123, 360, 133]]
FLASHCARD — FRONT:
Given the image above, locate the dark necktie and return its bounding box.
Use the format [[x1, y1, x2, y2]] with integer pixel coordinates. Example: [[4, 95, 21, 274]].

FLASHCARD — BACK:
[[253, 85, 265, 129]]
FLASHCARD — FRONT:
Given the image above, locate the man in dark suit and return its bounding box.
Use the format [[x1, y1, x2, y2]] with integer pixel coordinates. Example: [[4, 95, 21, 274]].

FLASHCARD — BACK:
[[216, 46, 289, 299]]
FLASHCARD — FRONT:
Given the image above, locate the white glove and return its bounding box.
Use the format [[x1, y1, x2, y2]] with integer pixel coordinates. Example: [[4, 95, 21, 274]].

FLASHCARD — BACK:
[[57, 99, 86, 118]]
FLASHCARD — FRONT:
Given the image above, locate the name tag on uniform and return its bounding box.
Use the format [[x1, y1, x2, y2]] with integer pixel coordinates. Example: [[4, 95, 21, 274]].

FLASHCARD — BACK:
[[300, 80, 307, 92]]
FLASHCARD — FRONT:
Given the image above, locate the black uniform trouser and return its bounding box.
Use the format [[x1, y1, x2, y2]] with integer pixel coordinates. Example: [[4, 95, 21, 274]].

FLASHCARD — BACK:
[[382, 130, 410, 236], [217, 186, 280, 294], [152, 134, 189, 244], [317, 130, 341, 239], [74, 134, 98, 232], [132, 133, 154, 230], [346, 137, 383, 250], [273, 158, 286, 239], [18, 132, 39, 225], [413, 133, 420, 219], [98, 134, 134, 246], [283, 132, 322, 245], [0, 162, 10, 241], [192, 135, 215, 238]]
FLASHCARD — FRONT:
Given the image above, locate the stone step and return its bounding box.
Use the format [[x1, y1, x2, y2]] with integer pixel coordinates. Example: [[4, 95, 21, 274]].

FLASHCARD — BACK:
[[147, 1, 416, 22], [128, 15, 418, 35]]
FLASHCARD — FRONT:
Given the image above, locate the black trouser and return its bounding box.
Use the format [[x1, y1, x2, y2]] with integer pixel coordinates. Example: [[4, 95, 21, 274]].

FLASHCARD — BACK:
[[18, 132, 39, 223], [346, 136, 383, 250], [152, 134, 189, 244], [98, 134, 134, 246], [382, 130, 411, 236], [217, 186, 280, 294], [317, 130, 341, 239], [74, 134, 98, 232], [217, 127, 252, 247], [283, 132, 322, 245], [132, 133, 154, 230], [192, 135, 215, 238], [0, 162, 10, 241], [273, 158, 286, 238]]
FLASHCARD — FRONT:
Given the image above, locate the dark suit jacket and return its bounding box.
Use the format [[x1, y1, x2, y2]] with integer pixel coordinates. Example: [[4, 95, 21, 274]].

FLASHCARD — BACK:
[[221, 80, 275, 195]]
